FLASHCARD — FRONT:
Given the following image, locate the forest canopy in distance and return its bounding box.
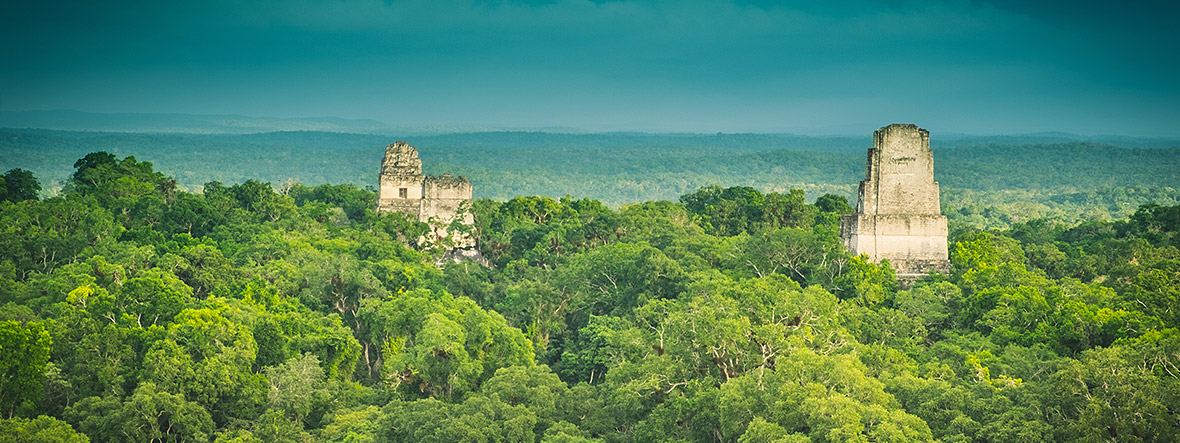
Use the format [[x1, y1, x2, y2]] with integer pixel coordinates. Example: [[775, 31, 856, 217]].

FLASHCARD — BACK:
[[0, 133, 1179, 441], [2, 128, 1179, 231]]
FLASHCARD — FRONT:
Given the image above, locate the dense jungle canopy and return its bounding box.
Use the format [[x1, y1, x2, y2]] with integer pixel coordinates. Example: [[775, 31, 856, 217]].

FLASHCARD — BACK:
[[1, 150, 1179, 442]]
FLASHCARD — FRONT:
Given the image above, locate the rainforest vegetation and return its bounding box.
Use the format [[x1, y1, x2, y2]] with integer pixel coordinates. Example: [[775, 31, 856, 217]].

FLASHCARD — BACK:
[[1, 149, 1179, 442], [4, 129, 1179, 231]]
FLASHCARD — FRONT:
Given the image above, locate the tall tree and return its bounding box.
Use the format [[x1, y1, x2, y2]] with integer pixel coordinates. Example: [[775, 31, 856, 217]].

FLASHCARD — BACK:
[[2, 169, 40, 203], [0, 321, 52, 418]]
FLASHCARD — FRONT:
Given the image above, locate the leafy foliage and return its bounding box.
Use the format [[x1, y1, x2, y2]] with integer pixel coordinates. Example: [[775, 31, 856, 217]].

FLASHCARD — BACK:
[[2, 168, 41, 203], [1, 151, 1179, 442]]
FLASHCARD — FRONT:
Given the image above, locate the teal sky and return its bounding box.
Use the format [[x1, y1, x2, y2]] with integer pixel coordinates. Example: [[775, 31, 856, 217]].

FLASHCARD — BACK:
[[2, 0, 1177, 135]]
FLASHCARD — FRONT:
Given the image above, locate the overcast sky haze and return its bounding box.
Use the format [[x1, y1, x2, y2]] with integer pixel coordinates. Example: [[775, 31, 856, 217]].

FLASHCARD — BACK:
[[2, 0, 1177, 135]]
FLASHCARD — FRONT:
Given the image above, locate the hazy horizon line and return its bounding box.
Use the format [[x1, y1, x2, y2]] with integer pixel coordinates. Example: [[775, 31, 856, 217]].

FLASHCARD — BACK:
[[3, 109, 1179, 140]]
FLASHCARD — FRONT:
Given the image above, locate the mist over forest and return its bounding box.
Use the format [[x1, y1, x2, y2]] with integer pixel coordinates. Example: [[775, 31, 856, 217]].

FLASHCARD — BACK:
[[2, 114, 1180, 442], [3, 124, 1178, 231], [3, 0, 1179, 440]]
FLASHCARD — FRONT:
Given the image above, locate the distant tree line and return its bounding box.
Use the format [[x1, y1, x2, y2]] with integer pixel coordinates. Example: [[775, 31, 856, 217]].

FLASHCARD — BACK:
[[3, 130, 1178, 231], [3, 152, 1179, 441]]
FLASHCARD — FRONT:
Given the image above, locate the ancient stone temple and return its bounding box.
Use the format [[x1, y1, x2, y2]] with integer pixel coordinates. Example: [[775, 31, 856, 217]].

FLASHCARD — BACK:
[[840, 124, 950, 280], [377, 141, 475, 248]]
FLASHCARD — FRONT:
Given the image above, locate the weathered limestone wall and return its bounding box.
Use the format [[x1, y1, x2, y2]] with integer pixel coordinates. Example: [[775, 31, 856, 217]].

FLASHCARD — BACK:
[[422, 174, 474, 223], [423, 174, 473, 201], [377, 141, 426, 216], [841, 124, 950, 279], [421, 173, 476, 248], [375, 141, 477, 250], [378, 177, 424, 215]]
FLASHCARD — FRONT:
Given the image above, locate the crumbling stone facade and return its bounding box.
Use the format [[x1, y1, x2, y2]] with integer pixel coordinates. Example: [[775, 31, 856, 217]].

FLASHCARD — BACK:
[[377, 141, 475, 247], [840, 124, 950, 280]]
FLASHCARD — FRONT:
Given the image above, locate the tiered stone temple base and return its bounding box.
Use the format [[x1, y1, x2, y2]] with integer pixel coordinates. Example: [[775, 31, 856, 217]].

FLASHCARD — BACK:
[[840, 124, 950, 283]]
